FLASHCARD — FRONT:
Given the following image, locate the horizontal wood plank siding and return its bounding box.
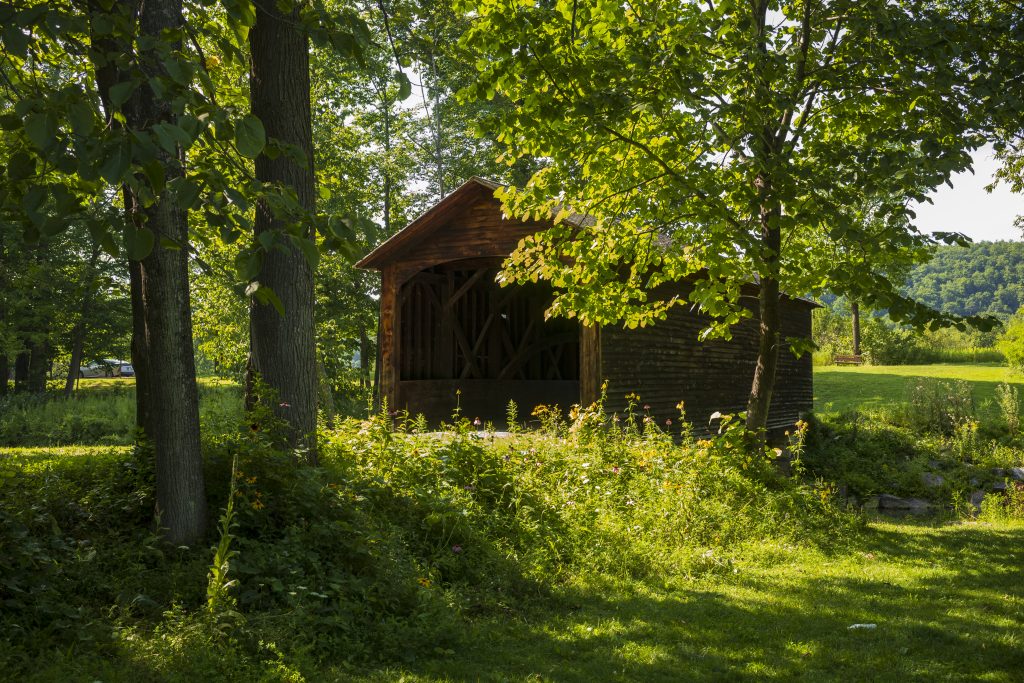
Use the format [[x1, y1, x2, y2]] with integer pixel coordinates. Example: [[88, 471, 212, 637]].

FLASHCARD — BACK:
[[600, 296, 813, 435]]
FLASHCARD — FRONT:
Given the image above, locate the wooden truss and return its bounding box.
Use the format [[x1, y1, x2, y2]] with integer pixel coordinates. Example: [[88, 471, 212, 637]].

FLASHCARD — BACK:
[[397, 263, 579, 382]]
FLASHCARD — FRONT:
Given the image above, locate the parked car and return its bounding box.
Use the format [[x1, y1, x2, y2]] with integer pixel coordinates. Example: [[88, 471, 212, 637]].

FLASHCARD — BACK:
[[79, 360, 114, 378], [78, 359, 134, 378], [112, 361, 134, 377]]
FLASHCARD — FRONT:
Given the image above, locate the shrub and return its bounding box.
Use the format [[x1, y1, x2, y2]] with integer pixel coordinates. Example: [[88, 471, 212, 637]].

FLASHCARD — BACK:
[[997, 308, 1024, 370], [995, 382, 1021, 436], [907, 378, 975, 435]]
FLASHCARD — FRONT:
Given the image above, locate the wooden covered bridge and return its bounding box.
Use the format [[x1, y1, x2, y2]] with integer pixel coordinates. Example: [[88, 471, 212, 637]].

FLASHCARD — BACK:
[[356, 177, 814, 432]]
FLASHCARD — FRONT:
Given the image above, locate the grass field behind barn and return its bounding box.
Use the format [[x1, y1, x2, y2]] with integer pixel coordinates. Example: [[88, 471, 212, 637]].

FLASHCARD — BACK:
[[815, 364, 1024, 415]]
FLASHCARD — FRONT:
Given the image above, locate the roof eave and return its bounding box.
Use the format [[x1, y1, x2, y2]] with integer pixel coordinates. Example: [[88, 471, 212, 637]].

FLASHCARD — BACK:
[[355, 176, 504, 270]]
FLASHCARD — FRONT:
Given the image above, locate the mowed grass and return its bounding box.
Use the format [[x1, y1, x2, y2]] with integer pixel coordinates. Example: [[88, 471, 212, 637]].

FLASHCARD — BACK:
[[815, 364, 1023, 414], [356, 521, 1024, 682]]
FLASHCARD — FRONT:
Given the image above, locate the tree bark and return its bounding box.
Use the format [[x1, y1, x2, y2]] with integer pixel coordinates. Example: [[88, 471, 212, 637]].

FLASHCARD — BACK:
[[64, 242, 103, 399], [249, 0, 318, 464], [851, 301, 861, 356], [13, 350, 28, 393], [88, 0, 206, 544], [746, 174, 782, 435], [132, 0, 206, 545], [0, 354, 8, 397], [26, 338, 48, 394], [359, 325, 370, 388]]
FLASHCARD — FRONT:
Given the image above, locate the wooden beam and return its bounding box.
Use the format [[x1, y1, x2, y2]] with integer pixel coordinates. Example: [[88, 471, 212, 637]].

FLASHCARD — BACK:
[[447, 268, 490, 308], [379, 264, 400, 412], [579, 325, 601, 406]]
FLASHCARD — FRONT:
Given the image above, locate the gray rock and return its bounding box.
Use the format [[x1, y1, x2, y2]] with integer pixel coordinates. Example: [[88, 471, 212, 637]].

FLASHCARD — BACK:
[[921, 472, 945, 488], [992, 481, 1008, 492], [1009, 467, 1024, 481], [970, 490, 986, 510], [970, 478, 981, 487], [992, 468, 1006, 478], [878, 494, 934, 512]]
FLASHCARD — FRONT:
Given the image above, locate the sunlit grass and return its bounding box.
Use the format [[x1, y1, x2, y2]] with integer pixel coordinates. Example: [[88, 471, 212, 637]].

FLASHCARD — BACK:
[[353, 520, 1024, 682], [815, 364, 1023, 414]]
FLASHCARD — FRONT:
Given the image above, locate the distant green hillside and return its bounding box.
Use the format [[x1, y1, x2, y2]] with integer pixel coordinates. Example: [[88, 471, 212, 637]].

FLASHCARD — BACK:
[[904, 241, 1024, 318]]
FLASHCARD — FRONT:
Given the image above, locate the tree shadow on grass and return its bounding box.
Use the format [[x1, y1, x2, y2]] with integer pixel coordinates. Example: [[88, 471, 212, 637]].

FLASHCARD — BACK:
[[370, 523, 1024, 682]]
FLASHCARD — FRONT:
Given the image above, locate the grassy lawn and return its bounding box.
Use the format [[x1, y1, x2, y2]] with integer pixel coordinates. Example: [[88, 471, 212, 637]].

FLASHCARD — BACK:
[[357, 521, 1024, 682], [5, 372, 1024, 681], [815, 364, 1024, 414]]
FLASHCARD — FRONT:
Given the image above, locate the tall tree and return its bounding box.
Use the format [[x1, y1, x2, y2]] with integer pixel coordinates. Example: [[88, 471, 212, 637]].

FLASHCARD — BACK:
[[464, 0, 998, 434], [248, 0, 319, 462], [90, 0, 207, 543]]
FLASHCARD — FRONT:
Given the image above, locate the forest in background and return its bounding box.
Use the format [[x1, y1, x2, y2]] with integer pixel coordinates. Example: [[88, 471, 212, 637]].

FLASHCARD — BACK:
[[904, 241, 1024, 318]]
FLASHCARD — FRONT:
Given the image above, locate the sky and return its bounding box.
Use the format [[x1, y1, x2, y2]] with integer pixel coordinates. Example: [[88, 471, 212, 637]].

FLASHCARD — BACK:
[[912, 145, 1022, 242]]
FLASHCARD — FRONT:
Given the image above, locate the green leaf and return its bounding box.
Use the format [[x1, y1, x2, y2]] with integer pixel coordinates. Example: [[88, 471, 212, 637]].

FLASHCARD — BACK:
[[109, 80, 137, 107], [22, 185, 46, 213], [141, 160, 166, 194], [292, 235, 320, 269], [0, 113, 21, 130], [170, 177, 200, 209], [249, 282, 284, 316], [98, 230, 120, 257], [67, 100, 95, 135], [235, 114, 265, 159], [234, 250, 263, 281], [395, 71, 412, 101], [8, 151, 36, 181], [151, 123, 192, 155], [99, 139, 132, 184], [162, 55, 193, 85], [2, 26, 30, 58], [124, 226, 155, 260], [23, 112, 57, 150], [50, 184, 79, 214]]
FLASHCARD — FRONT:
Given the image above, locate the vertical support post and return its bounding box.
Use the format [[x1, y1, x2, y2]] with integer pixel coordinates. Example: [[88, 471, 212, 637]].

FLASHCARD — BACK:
[[579, 324, 602, 406], [380, 264, 400, 413]]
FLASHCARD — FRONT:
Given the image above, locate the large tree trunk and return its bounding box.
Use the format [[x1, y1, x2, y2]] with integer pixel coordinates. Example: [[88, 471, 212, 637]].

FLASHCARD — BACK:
[[851, 301, 861, 356], [248, 0, 318, 464], [88, 0, 206, 544], [746, 175, 782, 435], [132, 0, 206, 544], [64, 243, 103, 399], [26, 338, 48, 394], [0, 354, 8, 397], [13, 351, 28, 393]]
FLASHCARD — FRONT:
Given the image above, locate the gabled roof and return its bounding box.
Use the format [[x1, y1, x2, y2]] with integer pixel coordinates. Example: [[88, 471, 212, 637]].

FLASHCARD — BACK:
[[355, 177, 504, 270], [355, 176, 594, 271]]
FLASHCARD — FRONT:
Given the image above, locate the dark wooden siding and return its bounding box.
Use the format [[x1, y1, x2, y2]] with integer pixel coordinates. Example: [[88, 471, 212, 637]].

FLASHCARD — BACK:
[[600, 293, 813, 435], [389, 196, 552, 286], [379, 192, 585, 423]]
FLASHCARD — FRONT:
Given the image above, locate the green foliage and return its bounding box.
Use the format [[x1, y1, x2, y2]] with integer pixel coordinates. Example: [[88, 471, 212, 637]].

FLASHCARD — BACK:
[[995, 382, 1021, 436], [814, 304, 1005, 366], [462, 0, 997, 341], [980, 482, 1024, 521], [0, 378, 861, 678], [903, 242, 1024, 319], [997, 307, 1024, 370], [0, 379, 241, 446], [907, 378, 976, 436]]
